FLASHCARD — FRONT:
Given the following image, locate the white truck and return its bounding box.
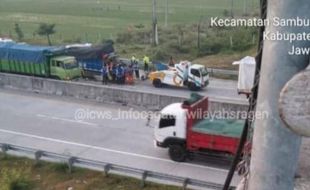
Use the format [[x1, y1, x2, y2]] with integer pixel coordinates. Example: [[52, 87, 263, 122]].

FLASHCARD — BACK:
[[149, 61, 209, 91], [154, 93, 245, 162]]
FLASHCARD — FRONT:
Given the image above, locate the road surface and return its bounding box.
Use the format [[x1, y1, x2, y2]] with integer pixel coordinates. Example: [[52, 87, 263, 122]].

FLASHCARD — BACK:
[[78, 77, 247, 104], [0, 89, 241, 187]]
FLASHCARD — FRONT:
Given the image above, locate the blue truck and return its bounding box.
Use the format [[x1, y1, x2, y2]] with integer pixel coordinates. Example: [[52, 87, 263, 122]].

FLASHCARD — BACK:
[[54, 42, 116, 79]]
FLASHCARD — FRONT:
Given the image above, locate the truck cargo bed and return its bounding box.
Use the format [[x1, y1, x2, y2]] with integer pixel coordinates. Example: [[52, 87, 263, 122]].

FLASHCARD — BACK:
[[187, 118, 244, 154], [192, 119, 244, 138]]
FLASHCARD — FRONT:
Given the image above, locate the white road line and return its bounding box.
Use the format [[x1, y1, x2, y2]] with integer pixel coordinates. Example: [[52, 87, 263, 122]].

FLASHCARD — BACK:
[[0, 128, 227, 173], [36, 114, 98, 127]]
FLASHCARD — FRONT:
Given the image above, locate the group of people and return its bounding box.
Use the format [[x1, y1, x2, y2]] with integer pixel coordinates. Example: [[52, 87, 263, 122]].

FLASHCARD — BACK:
[[101, 54, 151, 85], [130, 55, 151, 80], [100, 54, 177, 85], [101, 54, 128, 85]]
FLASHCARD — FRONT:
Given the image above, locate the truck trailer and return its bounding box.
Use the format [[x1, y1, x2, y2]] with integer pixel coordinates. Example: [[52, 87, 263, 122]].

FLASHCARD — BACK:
[[0, 42, 81, 80], [154, 93, 244, 162]]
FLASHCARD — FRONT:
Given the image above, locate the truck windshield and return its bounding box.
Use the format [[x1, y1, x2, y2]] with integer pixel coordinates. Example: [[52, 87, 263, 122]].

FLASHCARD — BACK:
[[64, 60, 78, 69], [159, 115, 176, 128], [190, 69, 201, 77]]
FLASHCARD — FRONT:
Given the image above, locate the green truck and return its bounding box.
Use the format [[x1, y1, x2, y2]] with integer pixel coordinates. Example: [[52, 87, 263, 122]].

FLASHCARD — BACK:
[[0, 42, 81, 80]]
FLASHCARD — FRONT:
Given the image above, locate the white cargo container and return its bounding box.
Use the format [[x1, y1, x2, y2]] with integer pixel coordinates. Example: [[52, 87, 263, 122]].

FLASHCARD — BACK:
[[233, 56, 256, 95]]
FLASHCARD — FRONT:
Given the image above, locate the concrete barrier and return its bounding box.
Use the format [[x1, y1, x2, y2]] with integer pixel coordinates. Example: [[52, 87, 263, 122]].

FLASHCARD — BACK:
[[0, 73, 248, 114]]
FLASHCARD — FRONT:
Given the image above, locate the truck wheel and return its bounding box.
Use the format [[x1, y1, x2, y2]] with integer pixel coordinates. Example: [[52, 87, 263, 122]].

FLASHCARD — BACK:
[[188, 82, 199, 91], [169, 144, 187, 162], [153, 79, 162, 88]]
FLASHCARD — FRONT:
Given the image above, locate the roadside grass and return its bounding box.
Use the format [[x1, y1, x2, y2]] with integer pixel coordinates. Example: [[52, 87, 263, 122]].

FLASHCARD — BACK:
[[115, 24, 257, 67], [0, 0, 259, 43], [193, 48, 257, 70], [0, 153, 180, 190], [0, 0, 259, 72]]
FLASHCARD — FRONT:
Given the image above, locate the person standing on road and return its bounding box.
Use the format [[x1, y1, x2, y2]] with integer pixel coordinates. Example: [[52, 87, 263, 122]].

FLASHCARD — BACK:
[[143, 55, 151, 80], [101, 63, 108, 85], [183, 64, 189, 81], [168, 56, 175, 67], [143, 55, 150, 73], [131, 55, 140, 79], [116, 64, 125, 84]]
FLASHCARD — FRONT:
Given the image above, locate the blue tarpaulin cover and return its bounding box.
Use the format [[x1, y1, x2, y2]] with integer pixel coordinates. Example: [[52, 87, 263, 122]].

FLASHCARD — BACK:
[[80, 58, 104, 72], [52, 42, 114, 73], [0, 42, 59, 64], [152, 61, 168, 71]]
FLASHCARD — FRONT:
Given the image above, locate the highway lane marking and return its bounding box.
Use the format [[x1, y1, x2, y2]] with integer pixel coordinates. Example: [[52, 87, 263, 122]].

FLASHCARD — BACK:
[[36, 114, 98, 127], [0, 128, 227, 173]]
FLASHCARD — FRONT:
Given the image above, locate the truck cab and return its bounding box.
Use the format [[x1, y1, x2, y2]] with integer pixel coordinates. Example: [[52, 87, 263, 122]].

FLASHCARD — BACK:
[[149, 61, 209, 91], [155, 103, 187, 148], [155, 94, 244, 162], [50, 56, 81, 80]]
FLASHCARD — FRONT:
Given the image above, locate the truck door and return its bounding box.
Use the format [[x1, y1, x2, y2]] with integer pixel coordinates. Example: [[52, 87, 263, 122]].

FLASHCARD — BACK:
[[155, 114, 177, 143], [201, 67, 209, 87], [189, 68, 201, 87], [50, 60, 66, 80]]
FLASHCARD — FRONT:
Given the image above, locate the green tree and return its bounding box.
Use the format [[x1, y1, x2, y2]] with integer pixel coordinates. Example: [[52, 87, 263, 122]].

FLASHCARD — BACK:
[[36, 23, 56, 45], [14, 23, 24, 41]]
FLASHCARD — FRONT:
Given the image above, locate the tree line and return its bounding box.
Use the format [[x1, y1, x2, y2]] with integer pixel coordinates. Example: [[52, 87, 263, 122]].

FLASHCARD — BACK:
[[14, 23, 56, 45]]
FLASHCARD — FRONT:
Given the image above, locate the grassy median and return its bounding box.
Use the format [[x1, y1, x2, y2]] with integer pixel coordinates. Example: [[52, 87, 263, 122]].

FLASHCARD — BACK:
[[0, 153, 179, 190]]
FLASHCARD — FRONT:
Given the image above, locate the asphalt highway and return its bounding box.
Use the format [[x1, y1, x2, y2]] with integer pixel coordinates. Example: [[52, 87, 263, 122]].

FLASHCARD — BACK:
[[0, 89, 241, 187]]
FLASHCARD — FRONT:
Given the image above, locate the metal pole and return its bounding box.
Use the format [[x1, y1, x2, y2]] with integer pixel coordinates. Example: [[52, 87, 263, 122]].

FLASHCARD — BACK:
[[230, 0, 234, 18], [197, 16, 202, 50], [165, 0, 168, 27], [248, 1, 310, 190], [152, 0, 158, 45], [243, 0, 247, 15]]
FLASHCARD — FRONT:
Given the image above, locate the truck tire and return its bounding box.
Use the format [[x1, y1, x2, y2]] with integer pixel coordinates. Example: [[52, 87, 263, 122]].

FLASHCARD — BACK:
[[188, 82, 199, 91], [153, 79, 162, 88], [168, 144, 187, 162]]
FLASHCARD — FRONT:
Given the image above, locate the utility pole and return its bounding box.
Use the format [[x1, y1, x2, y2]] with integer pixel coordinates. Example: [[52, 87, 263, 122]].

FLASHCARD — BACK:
[[248, 0, 310, 190], [197, 16, 203, 50], [152, 0, 158, 46], [165, 0, 168, 27], [243, 0, 247, 15], [230, 0, 234, 18]]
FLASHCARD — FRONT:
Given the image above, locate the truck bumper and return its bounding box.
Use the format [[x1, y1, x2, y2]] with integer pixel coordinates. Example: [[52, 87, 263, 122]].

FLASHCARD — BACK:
[[154, 140, 166, 148]]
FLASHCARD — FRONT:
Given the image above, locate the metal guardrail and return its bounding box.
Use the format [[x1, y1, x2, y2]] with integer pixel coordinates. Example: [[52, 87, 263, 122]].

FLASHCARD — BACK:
[[0, 143, 234, 190], [207, 68, 238, 77]]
